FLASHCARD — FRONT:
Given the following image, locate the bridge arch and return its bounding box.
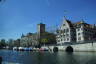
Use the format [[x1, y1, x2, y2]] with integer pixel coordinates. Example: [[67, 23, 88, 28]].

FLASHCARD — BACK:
[[53, 47, 58, 52], [65, 46, 73, 52]]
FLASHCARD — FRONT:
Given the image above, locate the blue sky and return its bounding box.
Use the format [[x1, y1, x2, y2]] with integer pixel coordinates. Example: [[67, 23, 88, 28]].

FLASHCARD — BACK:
[[0, 0, 96, 40]]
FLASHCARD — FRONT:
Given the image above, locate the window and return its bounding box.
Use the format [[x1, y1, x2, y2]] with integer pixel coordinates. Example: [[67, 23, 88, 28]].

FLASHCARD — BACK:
[[78, 37, 81, 40], [63, 29, 65, 33], [78, 33, 80, 35], [78, 28, 80, 31], [63, 24, 65, 26], [67, 38, 69, 41], [66, 28, 69, 32], [63, 35, 65, 37], [61, 35, 63, 37], [81, 28, 83, 30], [66, 34, 69, 37], [61, 39, 62, 41]]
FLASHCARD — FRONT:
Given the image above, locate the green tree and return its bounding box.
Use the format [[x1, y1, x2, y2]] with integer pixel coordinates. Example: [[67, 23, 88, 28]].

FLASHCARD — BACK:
[[8, 39, 14, 47], [13, 39, 20, 47], [39, 32, 56, 45], [41, 38, 49, 44], [0, 39, 7, 48]]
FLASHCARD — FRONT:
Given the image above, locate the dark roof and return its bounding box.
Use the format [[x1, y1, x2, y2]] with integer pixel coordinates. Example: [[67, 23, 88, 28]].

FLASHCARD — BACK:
[[66, 19, 74, 28], [75, 21, 95, 29]]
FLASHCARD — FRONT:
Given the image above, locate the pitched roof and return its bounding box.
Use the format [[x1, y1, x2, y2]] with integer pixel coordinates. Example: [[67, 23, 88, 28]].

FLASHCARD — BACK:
[[66, 19, 74, 28]]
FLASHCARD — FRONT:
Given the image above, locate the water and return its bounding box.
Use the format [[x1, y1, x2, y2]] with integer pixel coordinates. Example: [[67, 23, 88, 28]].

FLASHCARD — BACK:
[[0, 50, 96, 64]]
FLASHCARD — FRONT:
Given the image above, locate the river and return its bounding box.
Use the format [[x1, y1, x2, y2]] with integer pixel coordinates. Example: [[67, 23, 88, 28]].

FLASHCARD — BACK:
[[0, 50, 96, 64]]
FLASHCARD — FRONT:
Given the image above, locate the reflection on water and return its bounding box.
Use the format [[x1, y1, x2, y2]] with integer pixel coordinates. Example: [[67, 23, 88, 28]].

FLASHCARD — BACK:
[[0, 50, 96, 64]]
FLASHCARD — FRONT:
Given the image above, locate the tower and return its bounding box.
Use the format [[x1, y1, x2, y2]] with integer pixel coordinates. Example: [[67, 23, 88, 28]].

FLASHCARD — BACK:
[[37, 23, 46, 39]]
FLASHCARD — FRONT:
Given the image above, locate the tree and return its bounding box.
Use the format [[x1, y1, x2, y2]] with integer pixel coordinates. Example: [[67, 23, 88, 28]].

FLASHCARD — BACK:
[[0, 39, 7, 48], [39, 32, 56, 45], [13, 39, 20, 47], [8, 39, 14, 47], [41, 38, 49, 45]]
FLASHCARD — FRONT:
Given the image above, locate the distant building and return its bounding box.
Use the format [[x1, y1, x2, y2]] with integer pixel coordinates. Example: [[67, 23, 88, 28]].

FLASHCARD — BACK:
[[37, 23, 46, 39], [56, 17, 96, 44], [37, 23, 56, 44], [20, 22, 56, 46], [20, 33, 38, 47]]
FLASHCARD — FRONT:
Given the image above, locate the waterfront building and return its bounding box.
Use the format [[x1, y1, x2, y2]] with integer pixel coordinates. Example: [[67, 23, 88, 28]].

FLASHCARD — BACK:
[[56, 17, 96, 44], [56, 18, 76, 45], [75, 21, 96, 42], [20, 33, 38, 47]]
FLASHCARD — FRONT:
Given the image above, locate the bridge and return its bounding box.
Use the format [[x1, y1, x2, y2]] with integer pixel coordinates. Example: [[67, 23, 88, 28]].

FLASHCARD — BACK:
[[41, 42, 96, 52]]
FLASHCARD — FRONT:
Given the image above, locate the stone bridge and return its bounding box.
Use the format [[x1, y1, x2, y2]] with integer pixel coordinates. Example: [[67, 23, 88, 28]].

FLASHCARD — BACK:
[[41, 42, 96, 52]]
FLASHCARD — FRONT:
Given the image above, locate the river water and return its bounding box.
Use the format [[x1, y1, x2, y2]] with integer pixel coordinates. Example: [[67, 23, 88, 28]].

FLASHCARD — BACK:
[[0, 50, 96, 64]]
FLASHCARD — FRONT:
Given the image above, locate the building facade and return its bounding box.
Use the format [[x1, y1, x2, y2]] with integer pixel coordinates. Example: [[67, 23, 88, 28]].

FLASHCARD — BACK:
[[56, 18, 76, 44], [76, 21, 96, 42], [56, 18, 96, 44], [20, 33, 38, 47]]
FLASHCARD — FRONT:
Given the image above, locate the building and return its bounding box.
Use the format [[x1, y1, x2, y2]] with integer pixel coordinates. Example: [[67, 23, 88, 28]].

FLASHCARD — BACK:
[[20, 33, 38, 47], [20, 23, 46, 47], [75, 21, 96, 42], [20, 22, 56, 47], [56, 17, 96, 44], [37, 23, 56, 45], [37, 23, 45, 39], [56, 18, 76, 45]]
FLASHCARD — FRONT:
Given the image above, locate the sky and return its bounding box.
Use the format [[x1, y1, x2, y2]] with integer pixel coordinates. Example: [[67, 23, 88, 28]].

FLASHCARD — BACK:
[[0, 0, 96, 40]]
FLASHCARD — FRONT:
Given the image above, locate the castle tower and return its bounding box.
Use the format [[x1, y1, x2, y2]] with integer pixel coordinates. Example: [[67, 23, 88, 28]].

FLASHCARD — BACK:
[[37, 23, 46, 39]]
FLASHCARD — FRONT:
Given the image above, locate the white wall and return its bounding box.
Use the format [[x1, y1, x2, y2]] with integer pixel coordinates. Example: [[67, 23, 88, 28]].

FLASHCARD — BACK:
[[42, 42, 96, 52]]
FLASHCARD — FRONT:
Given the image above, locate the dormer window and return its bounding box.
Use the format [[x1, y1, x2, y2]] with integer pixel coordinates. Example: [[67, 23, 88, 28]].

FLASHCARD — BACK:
[[66, 28, 69, 32], [63, 24, 65, 26]]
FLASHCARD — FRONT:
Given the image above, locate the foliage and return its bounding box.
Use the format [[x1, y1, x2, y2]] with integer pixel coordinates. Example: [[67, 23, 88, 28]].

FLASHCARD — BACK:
[[39, 32, 56, 45], [13, 39, 20, 47], [0, 39, 7, 48], [7, 39, 14, 47]]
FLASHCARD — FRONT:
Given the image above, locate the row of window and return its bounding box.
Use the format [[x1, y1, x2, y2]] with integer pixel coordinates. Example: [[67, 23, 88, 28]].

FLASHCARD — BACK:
[[59, 34, 70, 38], [57, 38, 70, 42], [57, 37, 76, 42], [57, 28, 69, 33], [77, 28, 83, 31]]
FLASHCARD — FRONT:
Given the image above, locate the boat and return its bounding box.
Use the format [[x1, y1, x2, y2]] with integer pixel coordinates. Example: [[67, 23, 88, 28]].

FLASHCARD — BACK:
[[13, 47, 18, 51], [18, 47, 24, 51]]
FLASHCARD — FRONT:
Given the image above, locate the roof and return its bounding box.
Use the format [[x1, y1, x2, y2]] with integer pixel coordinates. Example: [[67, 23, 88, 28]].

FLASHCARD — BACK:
[[66, 19, 74, 28], [75, 21, 96, 29]]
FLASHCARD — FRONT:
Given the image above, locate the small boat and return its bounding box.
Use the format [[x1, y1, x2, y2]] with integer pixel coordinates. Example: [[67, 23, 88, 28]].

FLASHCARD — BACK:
[[29, 47, 33, 51], [39, 48, 49, 51], [18, 47, 24, 51], [24, 47, 33, 51], [13, 47, 18, 51]]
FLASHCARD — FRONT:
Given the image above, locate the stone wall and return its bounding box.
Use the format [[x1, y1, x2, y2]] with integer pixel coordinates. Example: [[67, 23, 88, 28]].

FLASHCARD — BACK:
[[41, 42, 96, 52]]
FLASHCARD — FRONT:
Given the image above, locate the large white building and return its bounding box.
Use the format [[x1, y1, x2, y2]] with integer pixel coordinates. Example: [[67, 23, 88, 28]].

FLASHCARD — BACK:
[[56, 18, 96, 44], [76, 21, 96, 42], [56, 18, 76, 44]]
